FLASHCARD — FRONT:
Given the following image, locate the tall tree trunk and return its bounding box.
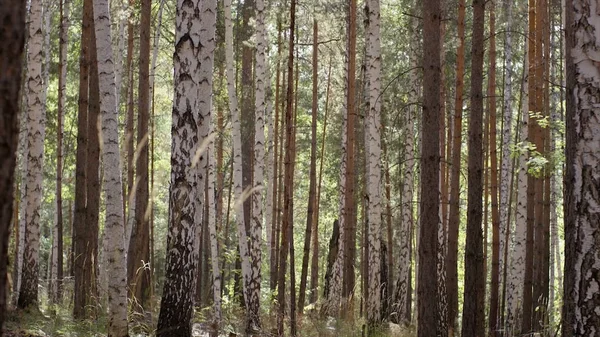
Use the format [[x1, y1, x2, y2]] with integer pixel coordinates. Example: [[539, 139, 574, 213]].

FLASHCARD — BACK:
[[0, 0, 26, 329], [487, 2, 501, 333], [156, 0, 207, 334], [563, 1, 600, 335], [366, 0, 382, 328], [223, 0, 255, 329], [277, 0, 296, 332], [51, 0, 70, 304], [87, 6, 102, 312], [343, 0, 358, 316], [94, 0, 128, 334], [18, 0, 47, 310], [207, 127, 222, 322], [505, 46, 529, 335], [127, 0, 151, 311], [124, 0, 136, 248], [461, 0, 486, 336], [418, 0, 442, 334], [73, 0, 91, 318], [298, 19, 318, 314], [446, 0, 465, 332], [499, 0, 514, 324], [249, 0, 266, 326], [311, 58, 332, 305]]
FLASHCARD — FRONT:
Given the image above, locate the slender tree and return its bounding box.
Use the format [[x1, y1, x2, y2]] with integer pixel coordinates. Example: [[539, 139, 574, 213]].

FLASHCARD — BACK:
[[73, 0, 92, 318], [505, 45, 529, 335], [18, 0, 48, 310], [51, 0, 70, 303], [418, 0, 442, 334], [298, 19, 318, 313], [0, 0, 26, 330], [366, 0, 383, 327], [249, 0, 266, 325], [93, 0, 128, 333], [128, 0, 152, 310], [461, 0, 486, 336]]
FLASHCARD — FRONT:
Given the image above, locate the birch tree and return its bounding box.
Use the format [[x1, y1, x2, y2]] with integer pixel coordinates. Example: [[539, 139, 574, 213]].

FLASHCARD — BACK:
[[505, 43, 529, 336], [366, 0, 382, 328], [563, 1, 600, 335], [18, 0, 47, 309], [156, 0, 204, 334], [0, 0, 26, 329], [249, 0, 266, 325], [93, 0, 128, 334], [224, 0, 256, 330]]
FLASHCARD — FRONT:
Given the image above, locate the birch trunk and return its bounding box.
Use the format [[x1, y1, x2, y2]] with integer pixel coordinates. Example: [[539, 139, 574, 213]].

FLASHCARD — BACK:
[[93, 0, 128, 334], [0, 0, 26, 329], [366, 0, 382, 327], [207, 125, 222, 322], [505, 47, 529, 336], [249, 0, 266, 327], [156, 0, 203, 335], [18, 0, 47, 309], [563, 2, 600, 334], [499, 0, 514, 324]]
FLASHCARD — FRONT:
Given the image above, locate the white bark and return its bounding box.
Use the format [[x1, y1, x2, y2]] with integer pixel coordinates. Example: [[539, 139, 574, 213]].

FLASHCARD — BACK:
[[498, 1, 513, 315], [366, 0, 382, 325], [93, 0, 128, 334], [265, 73, 274, 271], [224, 0, 253, 316], [196, 0, 217, 319], [18, 0, 47, 308], [504, 48, 528, 335], [207, 125, 222, 322], [248, 0, 266, 329], [156, 0, 203, 333], [569, 2, 600, 333]]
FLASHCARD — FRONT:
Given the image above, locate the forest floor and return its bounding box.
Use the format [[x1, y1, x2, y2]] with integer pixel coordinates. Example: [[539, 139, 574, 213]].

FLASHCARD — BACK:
[[2, 296, 415, 336]]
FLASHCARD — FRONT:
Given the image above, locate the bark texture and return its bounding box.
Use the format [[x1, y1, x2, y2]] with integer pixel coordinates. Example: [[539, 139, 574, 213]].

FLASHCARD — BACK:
[[93, 0, 128, 334], [0, 0, 26, 329], [461, 0, 486, 336], [366, 0, 382, 327], [18, 0, 47, 310], [156, 0, 204, 335], [563, 1, 600, 335], [418, 0, 441, 334]]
